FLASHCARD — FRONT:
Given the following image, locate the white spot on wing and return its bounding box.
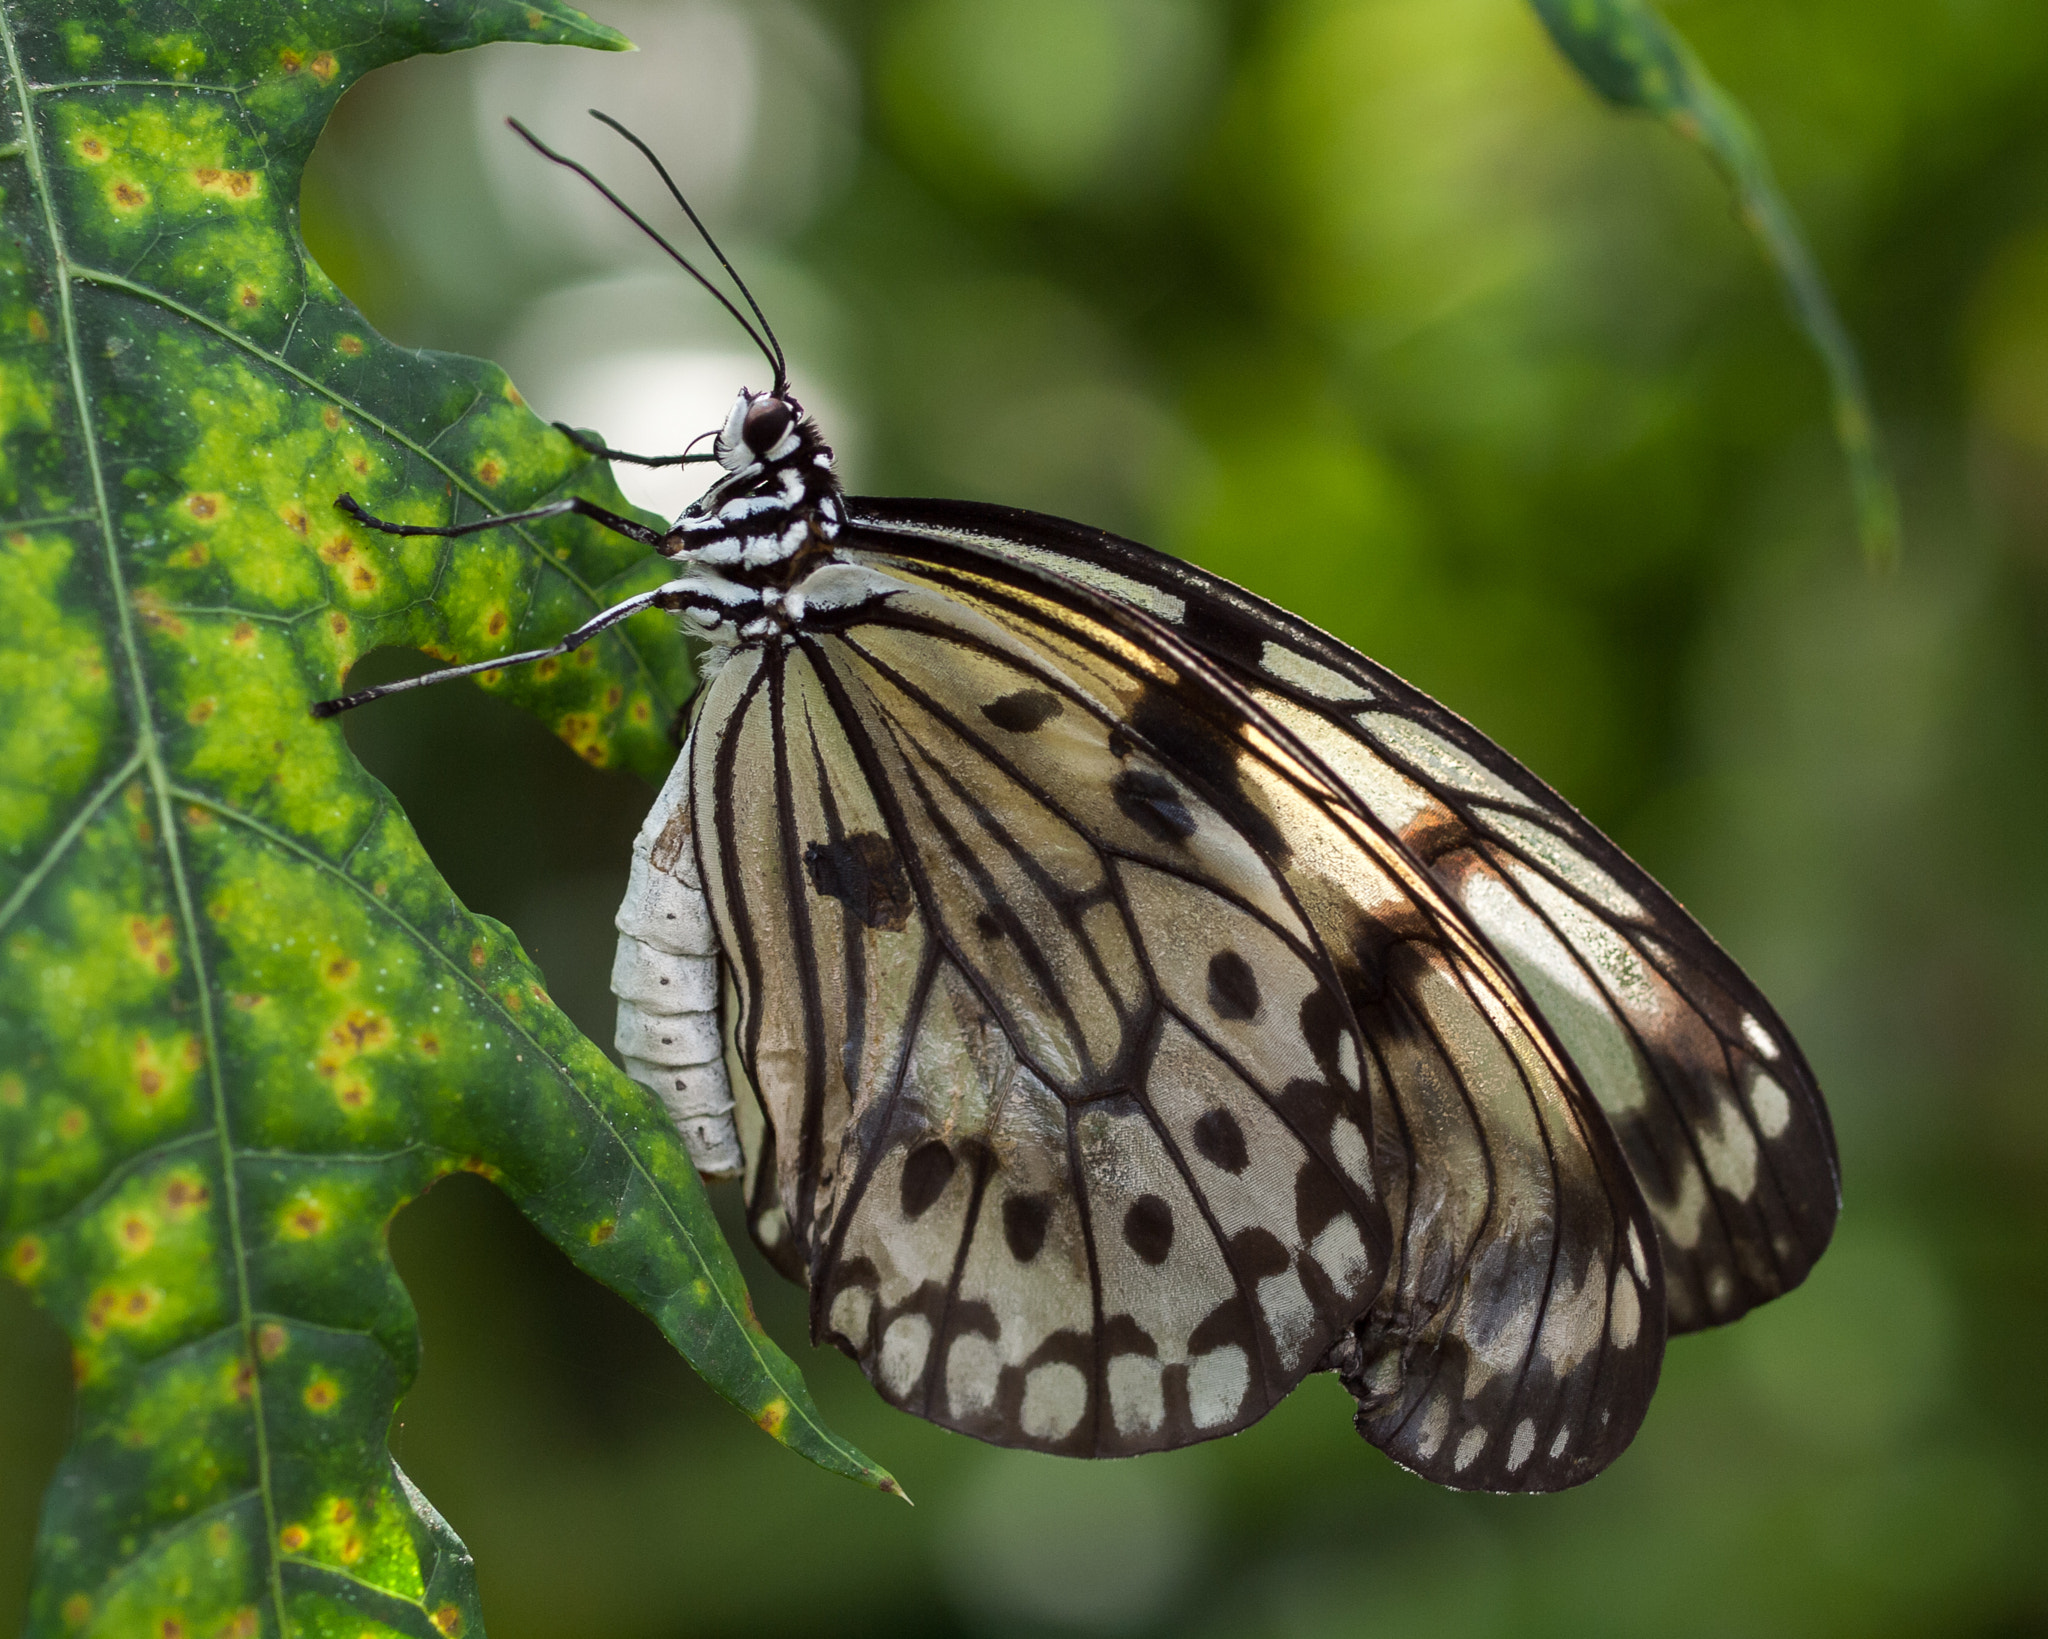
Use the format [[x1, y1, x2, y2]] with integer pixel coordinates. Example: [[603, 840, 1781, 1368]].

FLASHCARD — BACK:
[[1329, 1116, 1374, 1194], [1310, 1215, 1373, 1296], [1414, 1394, 1451, 1461], [1336, 1031, 1361, 1091], [1453, 1426, 1487, 1473], [1021, 1362, 1088, 1440], [1549, 1425, 1570, 1460], [829, 1285, 874, 1350], [1698, 1099, 1761, 1198], [946, 1334, 999, 1418], [880, 1314, 932, 1398], [1609, 1269, 1641, 1349], [1741, 1013, 1779, 1059], [1188, 1346, 1248, 1429], [1627, 1222, 1649, 1285], [1257, 1265, 1317, 1371], [1260, 640, 1372, 703], [1507, 1418, 1536, 1472], [1749, 1071, 1792, 1139], [1108, 1354, 1165, 1437]]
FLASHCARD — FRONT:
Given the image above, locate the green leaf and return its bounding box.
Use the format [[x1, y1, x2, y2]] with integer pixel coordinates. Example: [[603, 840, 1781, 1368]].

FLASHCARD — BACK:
[[1527, 0, 1902, 567], [0, 0, 900, 1632]]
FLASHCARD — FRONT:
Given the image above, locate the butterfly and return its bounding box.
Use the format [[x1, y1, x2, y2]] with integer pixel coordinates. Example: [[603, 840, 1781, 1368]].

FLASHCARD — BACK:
[[317, 113, 1839, 1492]]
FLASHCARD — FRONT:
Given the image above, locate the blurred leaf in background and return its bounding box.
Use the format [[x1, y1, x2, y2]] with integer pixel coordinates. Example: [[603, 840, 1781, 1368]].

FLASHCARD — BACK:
[[6, 0, 2048, 1636]]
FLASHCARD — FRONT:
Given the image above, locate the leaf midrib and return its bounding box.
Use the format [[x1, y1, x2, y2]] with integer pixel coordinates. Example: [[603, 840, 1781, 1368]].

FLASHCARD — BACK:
[[0, 9, 293, 1629]]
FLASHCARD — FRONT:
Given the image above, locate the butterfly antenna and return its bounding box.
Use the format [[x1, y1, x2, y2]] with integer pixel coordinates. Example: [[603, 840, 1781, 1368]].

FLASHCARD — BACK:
[[505, 118, 782, 390], [587, 109, 788, 395]]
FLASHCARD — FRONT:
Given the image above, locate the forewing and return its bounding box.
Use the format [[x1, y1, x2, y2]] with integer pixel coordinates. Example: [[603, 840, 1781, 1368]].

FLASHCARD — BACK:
[[845, 524, 1667, 1490], [687, 594, 1389, 1456], [850, 497, 1838, 1337]]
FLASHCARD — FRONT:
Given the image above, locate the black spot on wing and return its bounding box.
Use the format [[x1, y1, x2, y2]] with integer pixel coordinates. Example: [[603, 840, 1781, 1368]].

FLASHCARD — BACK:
[[1114, 768, 1196, 843], [1294, 1160, 1349, 1243], [982, 688, 1064, 733], [1192, 1108, 1249, 1174], [1207, 950, 1261, 1021], [1122, 1194, 1175, 1265], [804, 832, 914, 930], [1003, 1193, 1052, 1262], [900, 1140, 956, 1217], [1123, 682, 1287, 860]]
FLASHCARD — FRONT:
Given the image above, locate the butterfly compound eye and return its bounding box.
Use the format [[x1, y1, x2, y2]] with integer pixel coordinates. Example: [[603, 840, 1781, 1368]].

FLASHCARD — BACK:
[[743, 397, 793, 455]]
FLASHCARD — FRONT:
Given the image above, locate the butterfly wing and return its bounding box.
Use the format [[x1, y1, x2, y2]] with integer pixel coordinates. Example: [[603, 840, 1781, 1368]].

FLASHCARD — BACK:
[[687, 576, 1392, 1456], [848, 497, 1840, 1340], [817, 535, 1667, 1490]]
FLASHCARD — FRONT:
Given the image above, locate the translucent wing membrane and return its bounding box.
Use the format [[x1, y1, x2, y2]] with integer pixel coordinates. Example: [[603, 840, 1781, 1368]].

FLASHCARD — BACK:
[[849, 499, 1839, 1340], [833, 525, 1669, 1489], [688, 588, 1395, 1455]]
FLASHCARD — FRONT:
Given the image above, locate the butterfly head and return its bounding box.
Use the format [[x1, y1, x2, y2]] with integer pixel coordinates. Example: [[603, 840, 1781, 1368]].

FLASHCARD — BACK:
[[671, 388, 846, 573]]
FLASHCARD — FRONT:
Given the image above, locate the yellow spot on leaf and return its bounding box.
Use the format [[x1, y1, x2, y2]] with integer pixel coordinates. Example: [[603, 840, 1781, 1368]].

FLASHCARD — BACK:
[[278, 1524, 310, 1553], [589, 1219, 616, 1245], [309, 51, 337, 79], [162, 1172, 209, 1217], [485, 608, 508, 637], [192, 167, 257, 200], [303, 1374, 340, 1412], [756, 1398, 790, 1437], [469, 942, 487, 969], [533, 656, 560, 681], [110, 179, 148, 211], [630, 697, 651, 724], [417, 1032, 441, 1056], [280, 1194, 329, 1239], [128, 915, 176, 976], [257, 1321, 288, 1361], [26, 310, 47, 342], [57, 1107, 88, 1141], [133, 590, 187, 637], [186, 697, 216, 724], [475, 456, 505, 486], [185, 492, 225, 522], [339, 1532, 363, 1564], [318, 534, 354, 564], [328, 1497, 355, 1525], [230, 620, 256, 647], [61, 1595, 91, 1629], [322, 406, 342, 431], [335, 1078, 371, 1113], [329, 612, 350, 637], [432, 1605, 465, 1637], [77, 136, 107, 162], [115, 1212, 155, 1256], [323, 956, 359, 986], [8, 1236, 46, 1283], [337, 333, 364, 357], [237, 285, 261, 310]]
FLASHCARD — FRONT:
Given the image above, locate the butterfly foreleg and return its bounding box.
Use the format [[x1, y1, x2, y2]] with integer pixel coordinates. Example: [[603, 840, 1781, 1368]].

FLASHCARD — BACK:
[[334, 489, 670, 550]]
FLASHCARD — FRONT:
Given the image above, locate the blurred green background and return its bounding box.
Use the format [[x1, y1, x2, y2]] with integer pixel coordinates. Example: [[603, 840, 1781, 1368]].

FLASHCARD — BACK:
[[7, 0, 2048, 1633]]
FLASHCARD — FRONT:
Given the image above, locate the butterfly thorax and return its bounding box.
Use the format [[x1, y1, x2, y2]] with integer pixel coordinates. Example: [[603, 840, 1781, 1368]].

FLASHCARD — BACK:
[[662, 391, 851, 640]]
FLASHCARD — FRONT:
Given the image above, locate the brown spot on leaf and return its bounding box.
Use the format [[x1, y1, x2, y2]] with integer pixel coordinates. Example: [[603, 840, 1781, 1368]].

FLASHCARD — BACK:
[[279, 48, 302, 72], [185, 492, 223, 522], [133, 590, 187, 637], [218, 1609, 259, 1639], [323, 956, 358, 985], [237, 285, 260, 310], [282, 1198, 329, 1239], [470, 942, 487, 969], [589, 1219, 616, 1244], [78, 137, 106, 161], [186, 698, 216, 724], [486, 609, 507, 637], [322, 406, 341, 431], [25, 310, 46, 342], [111, 180, 148, 211], [318, 535, 353, 564], [337, 333, 364, 357], [534, 656, 560, 681], [433, 1605, 465, 1637], [475, 457, 505, 486], [256, 1322, 288, 1360], [117, 1213, 154, 1254], [350, 454, 370, 476], [162, 1174, 209, 1216], [328, 612, 349, 637], [417, 1033, 441, 1056], [309, 51, 337, 79], [8, 1237, 45, 1282], [230, 621, 256, 646], [278, 1524, 309, 1553], [304, 1375, 340, 1411], [604, 684, 623, 709]]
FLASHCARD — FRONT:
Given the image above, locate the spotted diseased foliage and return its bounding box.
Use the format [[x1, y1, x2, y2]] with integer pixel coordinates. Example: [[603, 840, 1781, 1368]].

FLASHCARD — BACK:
[[0, 4, 892, 1635]]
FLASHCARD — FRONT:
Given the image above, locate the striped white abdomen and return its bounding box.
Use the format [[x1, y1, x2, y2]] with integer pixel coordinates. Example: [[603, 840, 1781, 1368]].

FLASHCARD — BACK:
[[612, 738, 742, 1178]]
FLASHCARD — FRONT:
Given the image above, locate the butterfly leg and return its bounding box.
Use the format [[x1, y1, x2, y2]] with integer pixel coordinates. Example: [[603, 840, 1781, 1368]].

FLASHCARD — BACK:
[[553, 423, 713, 468], [334, 489, 670, 550], [311, 578, 708, 718]]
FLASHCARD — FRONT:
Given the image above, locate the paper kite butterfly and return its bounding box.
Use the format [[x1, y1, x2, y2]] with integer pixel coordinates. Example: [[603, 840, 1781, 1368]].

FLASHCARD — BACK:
[[316, 113, 1840, 1492]]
